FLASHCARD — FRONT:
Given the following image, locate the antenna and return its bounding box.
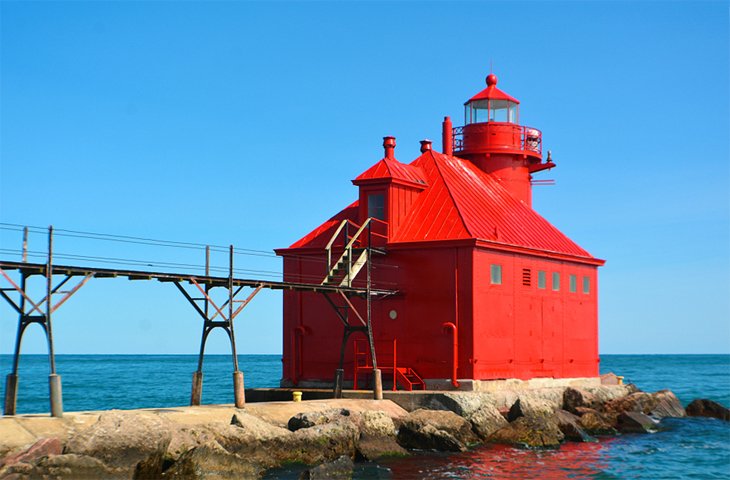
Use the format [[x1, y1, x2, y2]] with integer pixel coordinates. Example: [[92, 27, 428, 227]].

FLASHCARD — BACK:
[[490, 59, 493, 74]]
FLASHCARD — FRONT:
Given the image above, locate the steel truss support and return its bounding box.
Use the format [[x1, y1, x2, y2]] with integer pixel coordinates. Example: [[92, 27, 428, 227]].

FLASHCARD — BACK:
[[174, 245, 261, 408], [1, 227, 91, 417], [322, 290, 382, 400]]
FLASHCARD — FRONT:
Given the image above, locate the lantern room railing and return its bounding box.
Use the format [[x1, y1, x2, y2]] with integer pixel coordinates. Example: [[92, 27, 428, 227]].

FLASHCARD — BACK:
[[452, 123, 542, 157]]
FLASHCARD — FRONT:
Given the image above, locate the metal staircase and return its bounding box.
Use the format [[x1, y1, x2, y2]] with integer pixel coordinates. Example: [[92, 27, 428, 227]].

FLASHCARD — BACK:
[[322, 218, 385, 287]]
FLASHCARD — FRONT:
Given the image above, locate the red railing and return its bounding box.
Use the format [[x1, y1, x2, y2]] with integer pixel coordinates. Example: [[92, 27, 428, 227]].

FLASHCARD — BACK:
[[452, 123, 542, 157]]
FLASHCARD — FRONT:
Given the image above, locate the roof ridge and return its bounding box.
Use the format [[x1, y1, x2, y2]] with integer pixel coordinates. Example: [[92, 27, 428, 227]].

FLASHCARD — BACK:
[[428, 151, 473, 237]]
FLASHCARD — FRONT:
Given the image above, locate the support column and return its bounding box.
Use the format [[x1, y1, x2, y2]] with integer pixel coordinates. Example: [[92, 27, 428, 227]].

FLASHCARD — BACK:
[[191, 371, 203, 406], [46, 226, 63, 417], [49, 374, 63, 418], [334, 369, 344, 399], [4, 374, 18, 416], [233, 370, 245, 408], [373, 368, 383, 400]]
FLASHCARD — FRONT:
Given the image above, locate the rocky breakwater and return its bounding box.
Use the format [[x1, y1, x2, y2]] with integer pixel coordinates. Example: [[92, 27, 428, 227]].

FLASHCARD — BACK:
[[1, 386, 728, 479]]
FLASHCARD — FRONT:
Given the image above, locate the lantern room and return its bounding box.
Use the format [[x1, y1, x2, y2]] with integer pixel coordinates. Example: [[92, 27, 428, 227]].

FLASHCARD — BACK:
[[464, 74, 520, 124], [453, 73, 543, 162]]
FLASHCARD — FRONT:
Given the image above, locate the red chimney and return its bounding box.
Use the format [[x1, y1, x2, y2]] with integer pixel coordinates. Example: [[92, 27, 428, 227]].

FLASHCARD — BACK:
[[383, 136, 396, 159], [442, 117, 453, 156]]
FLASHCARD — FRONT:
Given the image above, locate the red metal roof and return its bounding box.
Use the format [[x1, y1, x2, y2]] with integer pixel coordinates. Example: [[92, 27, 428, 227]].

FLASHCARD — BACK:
[[284, 151, 598, 262], [467, 75, 520, 104], [467, 85, 520, 104], [353, 157, 427, 188], [287, 202, 359, 250]]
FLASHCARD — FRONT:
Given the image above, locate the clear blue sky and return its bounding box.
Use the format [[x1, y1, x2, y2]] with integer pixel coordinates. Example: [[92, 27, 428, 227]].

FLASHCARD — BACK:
[[1, 1, 728, 356]]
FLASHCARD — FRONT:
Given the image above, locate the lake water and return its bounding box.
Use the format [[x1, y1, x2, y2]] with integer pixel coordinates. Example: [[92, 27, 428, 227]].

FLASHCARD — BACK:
[[1, 354, 728, 478]]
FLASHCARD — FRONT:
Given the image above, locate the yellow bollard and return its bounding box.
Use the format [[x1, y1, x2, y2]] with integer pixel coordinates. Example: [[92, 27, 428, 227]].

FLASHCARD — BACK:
[[293, 391, 302, 402], [617, 376, 624, 385]]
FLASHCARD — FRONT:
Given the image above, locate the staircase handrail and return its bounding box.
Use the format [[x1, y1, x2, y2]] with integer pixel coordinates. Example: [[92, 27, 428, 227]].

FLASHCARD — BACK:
[[324, 219, 349, 273]]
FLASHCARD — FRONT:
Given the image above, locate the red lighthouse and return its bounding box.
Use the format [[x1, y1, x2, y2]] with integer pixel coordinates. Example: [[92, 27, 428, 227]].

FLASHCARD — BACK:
[[276, 73, 604, 391]]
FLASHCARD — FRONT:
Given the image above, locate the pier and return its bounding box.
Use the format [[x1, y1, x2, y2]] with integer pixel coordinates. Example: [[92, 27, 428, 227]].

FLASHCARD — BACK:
[[0, 224, 397, 417]]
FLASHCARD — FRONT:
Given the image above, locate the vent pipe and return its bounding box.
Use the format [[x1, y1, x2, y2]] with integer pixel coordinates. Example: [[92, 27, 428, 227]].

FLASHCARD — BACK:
[[442, 116, 453, 156], [420, 139, 432, 153]]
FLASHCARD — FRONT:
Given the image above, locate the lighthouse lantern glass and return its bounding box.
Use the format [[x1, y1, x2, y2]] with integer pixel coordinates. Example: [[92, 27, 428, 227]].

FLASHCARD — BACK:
[[465, 99, 519, 125]]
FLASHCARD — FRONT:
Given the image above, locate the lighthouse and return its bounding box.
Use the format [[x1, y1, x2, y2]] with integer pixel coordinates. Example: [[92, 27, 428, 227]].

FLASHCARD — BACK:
[[450, 73, 555, 206], [276, 72, 604, 391]]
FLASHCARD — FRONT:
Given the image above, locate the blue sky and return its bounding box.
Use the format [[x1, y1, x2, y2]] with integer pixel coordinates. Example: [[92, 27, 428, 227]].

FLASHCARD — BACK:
[[0, 1, 728, 356]]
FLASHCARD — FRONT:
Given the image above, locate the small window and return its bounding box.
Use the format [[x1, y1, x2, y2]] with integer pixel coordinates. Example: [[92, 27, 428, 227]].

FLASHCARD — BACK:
[[569, 274, 577, 293], [490, 264, 502, 285], [552, 272, 560, 291], [522, 268, 531, 287], [537, 271, 546, 289], [583, 276, 590, 294], [367, 194, 385, 220]]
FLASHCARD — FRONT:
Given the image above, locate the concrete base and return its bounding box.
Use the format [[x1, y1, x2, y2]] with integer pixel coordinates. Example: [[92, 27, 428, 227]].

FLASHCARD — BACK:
[[284, 376, 601, 392]]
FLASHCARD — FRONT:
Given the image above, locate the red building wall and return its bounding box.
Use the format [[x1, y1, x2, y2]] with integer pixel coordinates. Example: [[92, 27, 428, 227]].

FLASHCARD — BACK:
[[281, 241, 599, 387], [472, 249, 599, 380]]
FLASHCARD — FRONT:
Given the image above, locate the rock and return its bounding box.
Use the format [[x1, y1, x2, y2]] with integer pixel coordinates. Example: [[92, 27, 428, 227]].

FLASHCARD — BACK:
[[576, 408, 617, 435], [166, 424, 219, 462], [650, 390, 686, 418], [288, 421, 359, 465], [20, 454, 123, 479], [396, 409, 479, 452], [604, 391, 685, 419], [162, 444, 260, 479], [584, 385, 634, 405], [617, 412, 659, 434], [563, 388, 598, 414], [398, 423, 466, 452], [64, 411, 172, 477], [352, 410, 395, 438], [0, 437, 63, 469], [686, 399, 730, 421], [425, 392, 494, 418], [469, 403, 509, 440], [356, 434, 407, 461], [352, 411, 407, 461], [288, 408, 351, 432], [488, 415, 564, 448], [224, 410, 358, 468], [299, 455, 354, 480], [554, 409, 595, 442], [507, 397, 554, 422], [600, 372, 621, 385]]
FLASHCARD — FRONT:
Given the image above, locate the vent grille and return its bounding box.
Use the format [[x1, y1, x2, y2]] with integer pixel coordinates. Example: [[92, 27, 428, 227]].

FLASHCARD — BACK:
[[522, 268, 531, 286]]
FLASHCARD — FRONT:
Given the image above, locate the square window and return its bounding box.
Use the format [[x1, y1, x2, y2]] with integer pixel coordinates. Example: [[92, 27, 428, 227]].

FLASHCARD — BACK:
[[583, 276, 590, 294], [537, 271, 546, 289], [552, 272, 560, 291], [367, 194, 385, 220], [490, 264, 502, 285], [569, 274, 577, 293]]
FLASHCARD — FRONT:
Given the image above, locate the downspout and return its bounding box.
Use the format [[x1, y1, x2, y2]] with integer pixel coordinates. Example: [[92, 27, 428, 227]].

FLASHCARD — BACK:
[[442, 322, 460, 388]]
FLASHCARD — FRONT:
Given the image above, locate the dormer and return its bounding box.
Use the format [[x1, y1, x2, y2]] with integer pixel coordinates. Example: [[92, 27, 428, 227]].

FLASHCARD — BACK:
[[352, 137, 427, 237]]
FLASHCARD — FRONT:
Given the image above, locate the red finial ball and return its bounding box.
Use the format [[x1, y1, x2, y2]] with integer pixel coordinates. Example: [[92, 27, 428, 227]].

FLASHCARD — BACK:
[[486, 73, 498, 86]]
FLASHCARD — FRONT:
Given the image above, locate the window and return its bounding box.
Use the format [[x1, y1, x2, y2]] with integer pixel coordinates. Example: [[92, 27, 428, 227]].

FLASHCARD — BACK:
[[522, 268, 531, 287], [490, 264, 502, 285], [583, 276, 591, 294], [569, 274, 577, 293], [367, 194, 385, 220], [537, 271, 546, 289], [552, 272, 560, 291]]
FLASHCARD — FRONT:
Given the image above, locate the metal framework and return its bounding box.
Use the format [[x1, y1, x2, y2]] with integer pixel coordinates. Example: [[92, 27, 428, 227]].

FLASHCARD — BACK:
[[0, 226, 395, 417], [319, 218, 387, 399]]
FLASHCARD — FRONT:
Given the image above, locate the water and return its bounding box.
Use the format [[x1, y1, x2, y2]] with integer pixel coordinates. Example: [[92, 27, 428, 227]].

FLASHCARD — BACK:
[[1, 354, 729, 478]]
